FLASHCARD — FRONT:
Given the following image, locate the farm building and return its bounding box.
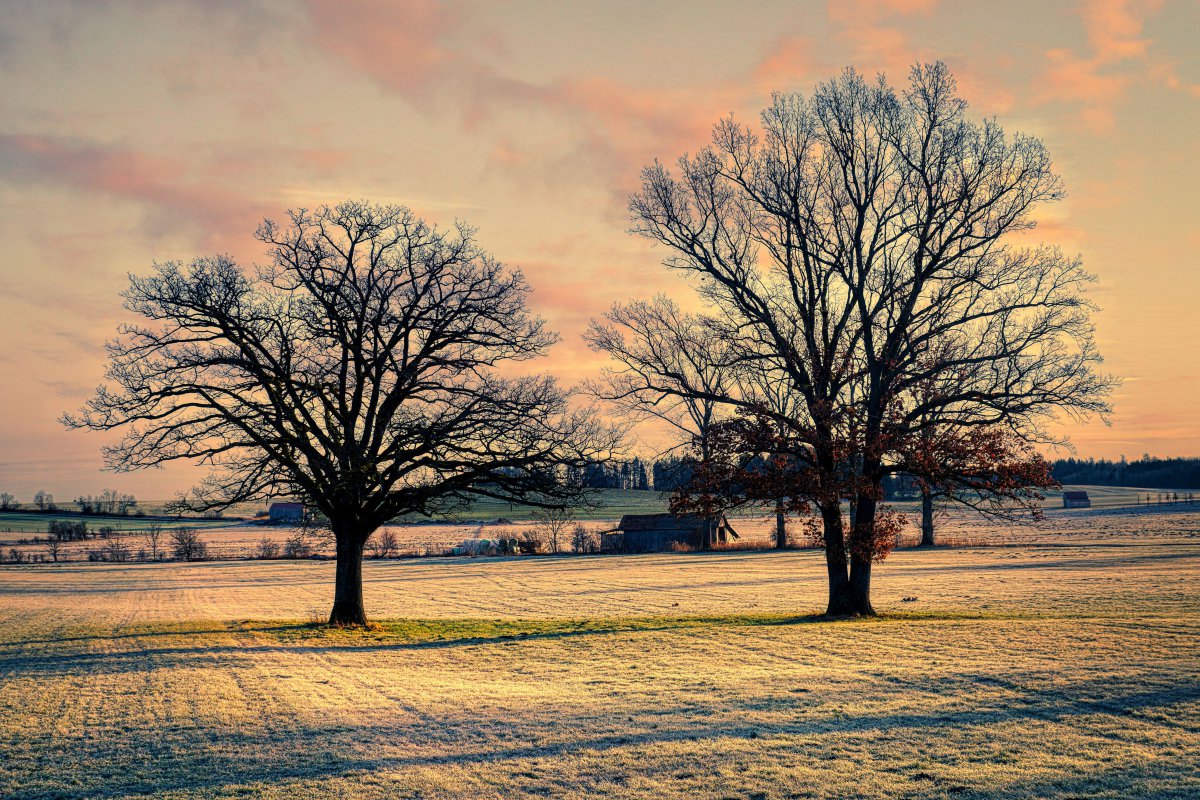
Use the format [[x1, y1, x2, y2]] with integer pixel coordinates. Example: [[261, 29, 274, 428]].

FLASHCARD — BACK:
[[600, 513, 740, 553], [1062, 490, 1091, 509], [267, 502, 305, 523]]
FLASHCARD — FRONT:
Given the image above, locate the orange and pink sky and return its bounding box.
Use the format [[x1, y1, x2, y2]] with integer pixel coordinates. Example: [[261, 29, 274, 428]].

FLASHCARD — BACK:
[[1, 0, 1197, 500]]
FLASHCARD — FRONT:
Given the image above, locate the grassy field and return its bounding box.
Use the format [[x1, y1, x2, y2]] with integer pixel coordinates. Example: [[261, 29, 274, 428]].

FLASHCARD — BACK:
[[0, 511, 1197, 798]]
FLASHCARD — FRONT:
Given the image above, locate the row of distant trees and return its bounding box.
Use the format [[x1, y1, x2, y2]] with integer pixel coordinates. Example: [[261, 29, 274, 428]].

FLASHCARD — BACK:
[[0, 489, 139, 515], [1051, 457, 1200, 490]]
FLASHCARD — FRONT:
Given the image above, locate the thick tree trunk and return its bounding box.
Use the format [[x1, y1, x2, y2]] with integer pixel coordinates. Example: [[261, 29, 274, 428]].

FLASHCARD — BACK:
[[820, 502, 853, 615], [847, 555, 875, 615], [329, 532, 368, 626], [842, 492, 878, 616], [920, 487, 935, 547], [775, 500, 787, 549]]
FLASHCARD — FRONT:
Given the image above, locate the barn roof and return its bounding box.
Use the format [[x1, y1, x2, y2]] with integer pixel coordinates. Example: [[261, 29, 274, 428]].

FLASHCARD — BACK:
[[269, 502, 304, 510], [1062, 491, 1090, 501]]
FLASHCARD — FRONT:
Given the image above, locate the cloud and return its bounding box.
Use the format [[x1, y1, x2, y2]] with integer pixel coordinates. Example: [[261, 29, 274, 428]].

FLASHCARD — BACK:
[[0, 135, 353, 250], [0, 134, 264, 247], [1031, 0, 1196, 134]]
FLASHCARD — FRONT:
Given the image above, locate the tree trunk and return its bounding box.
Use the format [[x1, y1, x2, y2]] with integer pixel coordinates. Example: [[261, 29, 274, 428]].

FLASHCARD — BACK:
[[920, 486, 935, 547], [329, 531, 368, 626], [775, 500, 787, 549], [820, 502, 853, 615], [847, 555, 875, 615], [842, 492, 878, 616]]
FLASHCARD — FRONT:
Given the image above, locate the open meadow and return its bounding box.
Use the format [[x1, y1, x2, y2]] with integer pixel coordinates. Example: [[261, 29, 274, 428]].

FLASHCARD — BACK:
[[1, 509, 1198, 799], [3, 485, 1194, 562]]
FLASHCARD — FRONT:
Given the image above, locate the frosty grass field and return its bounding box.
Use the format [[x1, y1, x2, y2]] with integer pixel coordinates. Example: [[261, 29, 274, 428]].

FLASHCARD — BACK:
[[1, 507, 1197, 799]]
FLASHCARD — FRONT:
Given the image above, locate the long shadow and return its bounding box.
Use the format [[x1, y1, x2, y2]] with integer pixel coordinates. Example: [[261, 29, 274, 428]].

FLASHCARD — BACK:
[[0, 615, 842, 677], [906, 548, 1200, 573], [6, 672, 1197, 799]]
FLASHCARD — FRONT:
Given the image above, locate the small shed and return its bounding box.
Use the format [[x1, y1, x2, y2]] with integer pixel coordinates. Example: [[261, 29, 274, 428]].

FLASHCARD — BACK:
[[600, 513, 740, 554], [268, 502, 305, 523], [1062, 490, 1091, 509]]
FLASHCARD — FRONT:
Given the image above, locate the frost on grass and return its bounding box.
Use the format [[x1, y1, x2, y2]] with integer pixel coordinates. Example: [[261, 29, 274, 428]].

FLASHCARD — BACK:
[[0, 516, 1198, 799]]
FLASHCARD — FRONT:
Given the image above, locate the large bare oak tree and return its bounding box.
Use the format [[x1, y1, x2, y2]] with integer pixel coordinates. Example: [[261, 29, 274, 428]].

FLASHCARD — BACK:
[[628, 64, 1114, 615], [65, 201, 616, 625]]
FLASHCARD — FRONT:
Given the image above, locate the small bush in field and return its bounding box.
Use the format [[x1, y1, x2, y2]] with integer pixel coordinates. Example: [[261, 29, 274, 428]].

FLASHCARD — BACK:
[[367, 530, 398, 559], [171, 527, 207, 561], [282, 531, 314, 559], [256, 537, 281, 559], [102, 539, 131, 562], [570, 523, 599, 554]]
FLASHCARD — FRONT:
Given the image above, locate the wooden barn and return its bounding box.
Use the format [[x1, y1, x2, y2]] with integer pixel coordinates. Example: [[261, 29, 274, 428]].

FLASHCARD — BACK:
[[268, 502, 305, 523], [1062, 490, 1091, 509], [599, 513, 740, 553]]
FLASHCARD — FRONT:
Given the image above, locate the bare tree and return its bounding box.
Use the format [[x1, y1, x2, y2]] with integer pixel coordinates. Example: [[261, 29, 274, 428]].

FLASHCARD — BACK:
[[530, 506, 575, 554], [367, 529, 399, 559], [629, 63, 1114, 615], [0, 492, 17, 511], [65, 201, 618, 625], [570, 522, 598, 554], [32, 490, 54, 512], [44, 537, 63, 563], [170, 527, 206, 562], [145, 522, 163, 561], [585, 295, 740, 548]]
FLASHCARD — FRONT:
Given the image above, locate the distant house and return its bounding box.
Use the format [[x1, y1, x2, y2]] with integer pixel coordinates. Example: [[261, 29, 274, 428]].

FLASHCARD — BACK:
[[1062, 490, 1091, 509], [268, 502, 305, 523], [600, 513, 740, 553]]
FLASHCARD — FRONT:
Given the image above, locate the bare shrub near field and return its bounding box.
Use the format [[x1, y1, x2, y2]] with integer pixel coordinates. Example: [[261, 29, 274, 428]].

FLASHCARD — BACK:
[[171, 527, 207, 561], [48, 520, 88, 541], [570, 523, 599, 554], [7, 547, 26, 563], [367, 530, 399, 559], [0, 492, 17, 510], [44, 537, 63, 563], [282, 530, 316, 559], [102, 539, 131, 562], [531, 507, 575, 554], [519, 528, 546, 554], [255, 537, 280, 560], [145, 523, 163, 561]]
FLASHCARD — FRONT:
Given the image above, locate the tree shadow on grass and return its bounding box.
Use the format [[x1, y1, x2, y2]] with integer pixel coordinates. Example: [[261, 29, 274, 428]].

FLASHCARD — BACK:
[[0, 611, 1141, 679], [5, 671, 1197, 799]]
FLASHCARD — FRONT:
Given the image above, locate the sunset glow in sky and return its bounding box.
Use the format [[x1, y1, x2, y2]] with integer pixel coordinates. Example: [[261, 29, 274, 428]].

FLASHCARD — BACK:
[[1, 0, 1198, 499]]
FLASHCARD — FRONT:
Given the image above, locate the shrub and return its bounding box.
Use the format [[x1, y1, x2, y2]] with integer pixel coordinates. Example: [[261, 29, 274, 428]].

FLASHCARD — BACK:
[[570, 523, 599, 554], [171, 527, 207, 561], [255, 537, 281, 559], [519, 529, 545, 554], [48, 520, 88, 542], [282, 531, 314, 559], [367, 530, 399, 559], [102, 539, 131, 562]]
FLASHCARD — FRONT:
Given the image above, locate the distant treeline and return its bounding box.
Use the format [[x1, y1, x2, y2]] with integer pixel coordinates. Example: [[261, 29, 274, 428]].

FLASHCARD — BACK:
[[569, 458, 652, 490], [1051, 456, 1200, 490]]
